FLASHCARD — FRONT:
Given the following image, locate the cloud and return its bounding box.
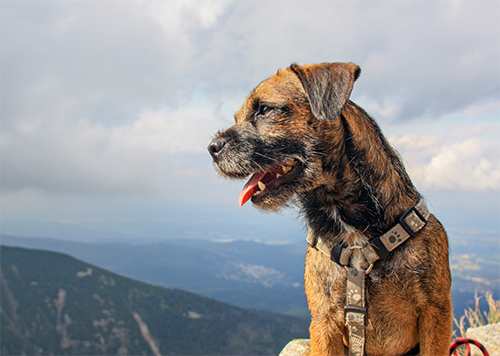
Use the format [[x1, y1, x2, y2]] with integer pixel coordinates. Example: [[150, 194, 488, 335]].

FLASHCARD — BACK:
[[1, 0, 499, 241], [420, 138, 500, 191], [2, 0, 499, 196], [1, 116, 160, 196], [143, 0, 231, 34], [112, 104, 218, 154], [0, 100, 220, 196], [193, 1, 500, 121], [2, 0, 498, 125], [389, 126, 500, 192], [1, 0, 215, 130]]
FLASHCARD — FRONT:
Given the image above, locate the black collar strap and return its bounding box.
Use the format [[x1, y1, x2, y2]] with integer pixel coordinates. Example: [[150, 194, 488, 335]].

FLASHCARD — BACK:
[[306, 198, 430, 266]]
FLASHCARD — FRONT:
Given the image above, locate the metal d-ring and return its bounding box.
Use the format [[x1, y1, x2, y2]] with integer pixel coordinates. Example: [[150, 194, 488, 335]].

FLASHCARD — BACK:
[[365, 263, 374, 274], [343, 261, 374, 276], [346, 245, 373, 275]]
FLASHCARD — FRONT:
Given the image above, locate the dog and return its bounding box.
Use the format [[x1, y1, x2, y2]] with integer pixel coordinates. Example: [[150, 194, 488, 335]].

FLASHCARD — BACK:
[[208, 62, 453, 356]]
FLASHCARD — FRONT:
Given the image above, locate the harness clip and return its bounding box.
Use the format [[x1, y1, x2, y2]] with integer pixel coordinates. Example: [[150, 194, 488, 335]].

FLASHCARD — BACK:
[[344, 305, 367, 318], [344, 305, 367, 327], [399, 206, 427, 237]]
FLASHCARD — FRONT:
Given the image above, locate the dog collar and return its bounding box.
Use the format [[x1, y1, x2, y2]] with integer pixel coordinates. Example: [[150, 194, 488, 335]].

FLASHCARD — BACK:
[[306, 198, 430, 267], [306, 198, 430, 356]]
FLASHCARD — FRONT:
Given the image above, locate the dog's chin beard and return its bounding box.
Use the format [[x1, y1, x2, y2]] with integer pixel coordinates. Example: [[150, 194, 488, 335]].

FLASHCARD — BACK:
[[250, 187, 294, 210]]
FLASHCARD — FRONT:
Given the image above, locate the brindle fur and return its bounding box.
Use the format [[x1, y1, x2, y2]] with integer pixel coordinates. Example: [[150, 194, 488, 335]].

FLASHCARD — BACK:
[[208, 63, 453, 356]]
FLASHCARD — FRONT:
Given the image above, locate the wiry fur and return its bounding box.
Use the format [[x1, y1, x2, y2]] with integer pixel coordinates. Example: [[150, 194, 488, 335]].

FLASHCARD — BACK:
[[209, 62, 453, 355]]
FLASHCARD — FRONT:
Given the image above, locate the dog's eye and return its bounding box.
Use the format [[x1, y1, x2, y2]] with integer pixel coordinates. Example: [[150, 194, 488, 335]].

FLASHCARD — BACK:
[[258, 105, 273, 116]]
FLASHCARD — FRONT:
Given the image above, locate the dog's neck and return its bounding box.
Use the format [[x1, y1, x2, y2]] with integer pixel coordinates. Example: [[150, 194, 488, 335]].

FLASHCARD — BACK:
[[301, 102, 420, 243]]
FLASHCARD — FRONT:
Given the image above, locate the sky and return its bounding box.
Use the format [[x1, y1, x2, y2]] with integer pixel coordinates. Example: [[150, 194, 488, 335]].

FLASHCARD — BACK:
[[1, 0, 499, 246]]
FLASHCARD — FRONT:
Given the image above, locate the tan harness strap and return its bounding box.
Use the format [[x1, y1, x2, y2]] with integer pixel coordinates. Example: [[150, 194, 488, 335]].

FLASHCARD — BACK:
[[306, 198, 430, 356], [345, 266, 367, 356]]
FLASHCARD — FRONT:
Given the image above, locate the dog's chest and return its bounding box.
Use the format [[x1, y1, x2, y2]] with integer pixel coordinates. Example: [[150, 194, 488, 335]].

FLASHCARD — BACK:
[[304, 241, 416, 310]]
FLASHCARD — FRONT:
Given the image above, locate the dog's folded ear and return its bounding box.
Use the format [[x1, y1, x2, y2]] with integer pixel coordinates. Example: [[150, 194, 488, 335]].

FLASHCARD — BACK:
[[290, 62, 361, 121]]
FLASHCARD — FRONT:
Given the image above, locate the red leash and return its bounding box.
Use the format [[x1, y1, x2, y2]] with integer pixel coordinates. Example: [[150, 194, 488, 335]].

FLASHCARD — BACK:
[[450, 337, 489, 356]]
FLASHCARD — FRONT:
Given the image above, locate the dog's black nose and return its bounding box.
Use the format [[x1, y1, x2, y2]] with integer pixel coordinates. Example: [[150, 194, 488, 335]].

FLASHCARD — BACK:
[[208, 138, 227, 161]]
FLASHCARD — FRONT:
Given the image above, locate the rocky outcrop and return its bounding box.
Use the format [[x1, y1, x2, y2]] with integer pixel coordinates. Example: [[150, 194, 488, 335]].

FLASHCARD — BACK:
[[279, 324, 500, 356], [279, 339, 310, 356], [466, 323, 500, 356]]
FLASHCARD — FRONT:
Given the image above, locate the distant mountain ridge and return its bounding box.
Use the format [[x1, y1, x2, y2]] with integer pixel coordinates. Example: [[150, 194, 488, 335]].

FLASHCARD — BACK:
[[2, 234, 498, 324], [0, 234, 309, 316], [1, 246, 309, 355]]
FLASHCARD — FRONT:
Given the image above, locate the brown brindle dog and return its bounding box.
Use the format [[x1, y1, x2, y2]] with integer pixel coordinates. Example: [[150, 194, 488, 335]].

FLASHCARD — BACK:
[[208, 63, 452, 356]]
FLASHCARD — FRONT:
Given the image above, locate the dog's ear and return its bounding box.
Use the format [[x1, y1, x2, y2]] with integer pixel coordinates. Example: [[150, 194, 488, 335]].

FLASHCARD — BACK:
[[290, 62, 361, 121]]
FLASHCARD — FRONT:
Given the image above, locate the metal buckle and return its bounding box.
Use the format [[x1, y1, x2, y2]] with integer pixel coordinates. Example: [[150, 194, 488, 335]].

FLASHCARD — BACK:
[[344, 305, 367, 327], [399, 206, 427, 237], [344, 305, 367, 318]]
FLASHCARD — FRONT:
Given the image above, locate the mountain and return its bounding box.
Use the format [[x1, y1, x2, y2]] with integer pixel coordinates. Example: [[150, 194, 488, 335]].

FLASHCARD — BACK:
[[0, 235, 309, 317], [2, 234, 498, 323], [0, 246, 309, 355]]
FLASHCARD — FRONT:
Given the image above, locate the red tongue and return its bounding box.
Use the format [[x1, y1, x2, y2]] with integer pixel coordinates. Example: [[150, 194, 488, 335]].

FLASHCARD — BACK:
[[238, 171, 267, 207]]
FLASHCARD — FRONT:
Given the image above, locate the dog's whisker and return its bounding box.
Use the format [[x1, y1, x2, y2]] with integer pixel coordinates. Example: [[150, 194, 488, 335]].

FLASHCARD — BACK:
[[253, 152, 276, 162]]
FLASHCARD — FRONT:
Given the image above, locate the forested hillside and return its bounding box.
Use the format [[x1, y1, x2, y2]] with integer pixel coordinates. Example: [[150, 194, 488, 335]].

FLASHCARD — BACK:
[[1, 246, 308, 355]]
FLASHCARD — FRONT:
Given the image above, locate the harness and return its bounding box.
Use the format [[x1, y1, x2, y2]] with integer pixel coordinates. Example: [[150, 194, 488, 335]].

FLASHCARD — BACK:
[[306, 199, 430, 356]]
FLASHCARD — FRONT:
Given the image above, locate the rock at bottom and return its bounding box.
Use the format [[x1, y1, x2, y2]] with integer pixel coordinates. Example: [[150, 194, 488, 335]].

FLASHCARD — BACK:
[[466, 323, 500, 356], [279, 339, 310, 356], [279, 325, 500, 356]]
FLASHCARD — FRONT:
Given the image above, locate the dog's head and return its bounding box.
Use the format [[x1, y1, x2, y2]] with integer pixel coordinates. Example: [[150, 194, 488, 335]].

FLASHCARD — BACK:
[[208, 62, 361, 210]]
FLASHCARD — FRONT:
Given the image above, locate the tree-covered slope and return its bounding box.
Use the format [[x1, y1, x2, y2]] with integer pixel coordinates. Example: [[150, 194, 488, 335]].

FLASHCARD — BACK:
[[1, 246, 308, 355]]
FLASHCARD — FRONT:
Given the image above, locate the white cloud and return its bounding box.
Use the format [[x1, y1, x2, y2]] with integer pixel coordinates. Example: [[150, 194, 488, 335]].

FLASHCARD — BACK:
[[1, 0, 499, 241], [420, 138, 500, 191], [0, 100, 220, 196], [143, 0, 231, 33], [390, 129, 500, 192], [2, 0, 498, 123], [2, 0, 499, 195], [111, 105, 217, 154], [463, 100, 500, 118]]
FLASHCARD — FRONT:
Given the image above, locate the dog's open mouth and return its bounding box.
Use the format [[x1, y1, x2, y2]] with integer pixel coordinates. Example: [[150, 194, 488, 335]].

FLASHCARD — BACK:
[[238, 158, 303, 206]]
